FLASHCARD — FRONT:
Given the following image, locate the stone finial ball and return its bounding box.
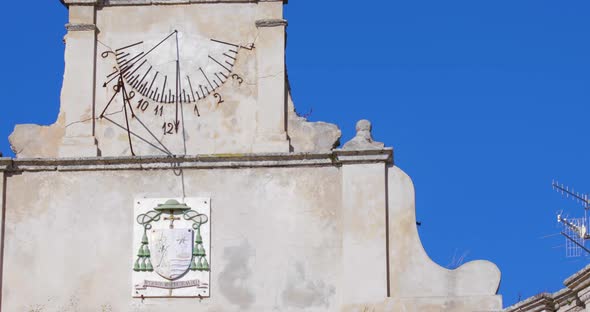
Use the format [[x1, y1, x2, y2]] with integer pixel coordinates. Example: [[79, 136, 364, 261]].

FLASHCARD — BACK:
[[356, 119, 372, 132]]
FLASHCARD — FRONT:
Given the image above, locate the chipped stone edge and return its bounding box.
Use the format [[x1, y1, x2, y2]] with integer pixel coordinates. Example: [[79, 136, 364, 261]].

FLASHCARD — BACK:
[[334, 148, 393, 165], [0, 158, 10, 172], [255, 19, 288, 28], [2, 149, 393, 173], [65, 23, 97, 32]]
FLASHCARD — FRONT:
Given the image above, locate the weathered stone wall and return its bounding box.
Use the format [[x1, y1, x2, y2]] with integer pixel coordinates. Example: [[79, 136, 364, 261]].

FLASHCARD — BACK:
[[2, 160, 343, 311], [0, 151, 502, 311]]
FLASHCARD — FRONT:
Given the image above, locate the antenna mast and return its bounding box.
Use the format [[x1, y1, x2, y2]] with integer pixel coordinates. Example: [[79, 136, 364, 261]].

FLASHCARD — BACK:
[[553, 181, 590, 257]]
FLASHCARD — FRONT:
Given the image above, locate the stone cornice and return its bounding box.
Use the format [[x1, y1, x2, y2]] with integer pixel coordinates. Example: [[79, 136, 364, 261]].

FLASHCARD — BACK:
[[61, 0, 99, 5], [256, 19, 288, 28], [503, 293, 555, 312], [65, 23, 97, 32], [3, 149, 393, 172], [505, 265, 590, 311], [565, 264, 590, 292], [335, 148, 393, 165], [0, 158, 11, 172], [61, 0, 287, 6]]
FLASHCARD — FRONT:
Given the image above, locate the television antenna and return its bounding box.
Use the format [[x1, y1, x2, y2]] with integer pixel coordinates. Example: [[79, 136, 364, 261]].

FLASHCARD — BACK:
[[552, 181, 590, 257]]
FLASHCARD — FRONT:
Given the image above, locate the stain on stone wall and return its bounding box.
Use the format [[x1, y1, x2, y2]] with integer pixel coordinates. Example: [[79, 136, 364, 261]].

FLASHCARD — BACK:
[[218, 240, 255, 309], [281, 262, 335, 308]]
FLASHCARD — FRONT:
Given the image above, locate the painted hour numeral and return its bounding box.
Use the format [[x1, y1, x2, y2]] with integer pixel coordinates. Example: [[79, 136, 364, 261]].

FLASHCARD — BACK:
[[162, 122, 175, 135], [154, 105, 163, 116], [214, 93, 224, 105], [231, 74, 243, 85], [137, 99, 149, 112]]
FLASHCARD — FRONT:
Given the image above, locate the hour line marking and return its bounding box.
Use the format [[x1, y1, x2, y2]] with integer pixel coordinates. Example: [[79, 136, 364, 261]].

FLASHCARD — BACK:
[[125, 60, 147, 80], [120, 52, 144, 70], [122, 31, 177, 75], [198, 85, 205, 100], [210, 38, 239, 48], [137, 66, 152, 94], [103, 74, 119, 87], [199, 68, 215, 91], [215, 73, 225, 83], [147, 72, 159, 98], [208, 55, 231, 72], [210, 39, 254, 50], [160, 75, 168, 102], [107, 68, 119, 79], [117, 52, 130, 61], [223, 53, 236, 61], [187, 76, 197, 102], [115, 41, 144, 52]]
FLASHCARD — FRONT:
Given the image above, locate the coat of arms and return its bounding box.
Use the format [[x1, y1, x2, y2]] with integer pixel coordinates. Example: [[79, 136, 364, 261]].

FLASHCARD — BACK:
[[132, 198, 210, 298]]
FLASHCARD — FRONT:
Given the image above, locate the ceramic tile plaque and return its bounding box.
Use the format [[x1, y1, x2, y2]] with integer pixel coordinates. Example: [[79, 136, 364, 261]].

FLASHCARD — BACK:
[[132, 197, 210, 298]]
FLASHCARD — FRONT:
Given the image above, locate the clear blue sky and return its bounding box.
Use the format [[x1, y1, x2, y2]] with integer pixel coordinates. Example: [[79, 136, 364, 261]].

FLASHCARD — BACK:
[[2, 1, 590, 307]]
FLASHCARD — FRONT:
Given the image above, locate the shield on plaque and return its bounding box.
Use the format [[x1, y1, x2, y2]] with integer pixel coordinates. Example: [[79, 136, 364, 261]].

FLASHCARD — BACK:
[[149, 228, 194, 280]]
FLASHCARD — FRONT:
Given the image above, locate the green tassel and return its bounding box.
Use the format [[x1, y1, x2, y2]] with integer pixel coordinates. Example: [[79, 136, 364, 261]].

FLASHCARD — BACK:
[[141, 231, 149, 244], [143, 245, 151, 257], [200, 257, 210, 272], [196, 245, 206, 257], [137, 245, 145, 257], [145, 258, 154, 272], [195, 229, 203, 244], [193, 244, 200, 256], [196, 258, 204, 271], [140, 258, 147, 272], [190, 257, 198, 271], [133, 258, 141, 272]]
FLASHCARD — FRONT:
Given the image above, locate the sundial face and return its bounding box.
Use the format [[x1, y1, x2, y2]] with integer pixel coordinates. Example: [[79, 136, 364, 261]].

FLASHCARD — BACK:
[[108, 31, 252, 106], [100, 29, 253, 155], [96, 10, 258, 157]]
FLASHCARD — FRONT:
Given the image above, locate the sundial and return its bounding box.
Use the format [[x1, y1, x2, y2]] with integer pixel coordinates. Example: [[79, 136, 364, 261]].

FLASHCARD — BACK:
[[95, 16, 261, 156], [35, 0, 292, 158], [99, 29, 255, 155]]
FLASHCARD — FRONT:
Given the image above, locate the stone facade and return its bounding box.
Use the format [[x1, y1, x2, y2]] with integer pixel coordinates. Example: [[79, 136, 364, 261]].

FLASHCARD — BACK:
[[1, 1, 502, 311]]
